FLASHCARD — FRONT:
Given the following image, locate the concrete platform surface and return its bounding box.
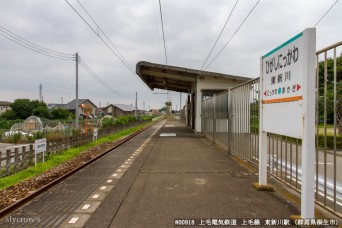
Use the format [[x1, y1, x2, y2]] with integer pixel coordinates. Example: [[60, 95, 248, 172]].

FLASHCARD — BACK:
[[85, 120, 299, 228]]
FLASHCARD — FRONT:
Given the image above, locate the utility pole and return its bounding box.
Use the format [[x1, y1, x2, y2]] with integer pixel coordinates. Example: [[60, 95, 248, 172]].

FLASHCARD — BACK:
[[39, 83, 43, 101], [75, 52, 79, 129], [135, 92, 138, 117], [180, 93, 182, 110]]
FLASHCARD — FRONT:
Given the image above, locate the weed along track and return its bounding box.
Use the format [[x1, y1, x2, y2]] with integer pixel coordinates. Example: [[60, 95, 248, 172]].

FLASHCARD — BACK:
[[0, 120, 160, 219]]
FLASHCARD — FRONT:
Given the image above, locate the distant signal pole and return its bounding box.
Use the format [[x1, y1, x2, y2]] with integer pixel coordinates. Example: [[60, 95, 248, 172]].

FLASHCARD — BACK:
[[39, 83, 43, 101], [75, 52, 79, 129], [135, 92, 138, 117]]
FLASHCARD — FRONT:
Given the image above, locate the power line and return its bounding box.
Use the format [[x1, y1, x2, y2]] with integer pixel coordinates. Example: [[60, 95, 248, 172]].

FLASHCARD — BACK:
[[314, 0, 339, 27], [0, 25, 73, 57], [203, 0, 261, 70], [200, 0, 239, 70], [65, 0, 163, 105], [78, 57, 122, 96], [158, 0, 168, 64], [65, 0, 135, 75], [163, 0, 167, 55], [76, 0, 134, 72], [152, 0, 163, 60], [0, 25, 74, 60]]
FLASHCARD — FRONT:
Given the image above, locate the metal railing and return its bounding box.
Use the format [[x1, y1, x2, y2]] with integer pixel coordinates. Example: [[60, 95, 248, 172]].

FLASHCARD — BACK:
[[201, 41, 342, 217]]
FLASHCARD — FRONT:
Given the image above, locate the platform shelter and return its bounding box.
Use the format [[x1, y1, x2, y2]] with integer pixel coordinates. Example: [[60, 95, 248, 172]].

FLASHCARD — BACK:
[[136, 61, 252, 133]]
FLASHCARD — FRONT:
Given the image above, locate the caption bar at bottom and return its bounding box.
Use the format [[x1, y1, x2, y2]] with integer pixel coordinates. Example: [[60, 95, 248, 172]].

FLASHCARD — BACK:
[[174, 218, 339, 226]]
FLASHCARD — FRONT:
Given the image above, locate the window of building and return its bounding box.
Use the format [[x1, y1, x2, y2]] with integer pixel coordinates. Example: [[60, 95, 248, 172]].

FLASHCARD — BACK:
[[202, 90, 226, 100]]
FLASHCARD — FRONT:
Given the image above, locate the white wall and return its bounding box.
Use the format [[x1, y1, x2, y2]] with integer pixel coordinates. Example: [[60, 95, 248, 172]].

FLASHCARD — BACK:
[[195, 77, 242, 133]]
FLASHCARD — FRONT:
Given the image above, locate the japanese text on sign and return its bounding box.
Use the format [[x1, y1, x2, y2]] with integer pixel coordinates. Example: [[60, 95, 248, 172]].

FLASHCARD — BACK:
[[174, 218, 338, 226], [34, 138, 46, 154], [262, 33, 303, 103]]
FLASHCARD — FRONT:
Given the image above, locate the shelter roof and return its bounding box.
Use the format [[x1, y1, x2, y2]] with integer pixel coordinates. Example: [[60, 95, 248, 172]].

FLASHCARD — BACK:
[[136, 61, 252, 93]]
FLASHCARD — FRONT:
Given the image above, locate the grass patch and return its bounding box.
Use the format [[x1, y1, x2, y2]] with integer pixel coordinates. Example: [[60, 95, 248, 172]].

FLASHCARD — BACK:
[[317, 125, 340, 136], [0, 121, 153, 190]]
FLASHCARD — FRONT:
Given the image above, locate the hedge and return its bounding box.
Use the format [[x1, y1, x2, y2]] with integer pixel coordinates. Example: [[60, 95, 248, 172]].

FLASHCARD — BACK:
[[317, 134, 342, 149]]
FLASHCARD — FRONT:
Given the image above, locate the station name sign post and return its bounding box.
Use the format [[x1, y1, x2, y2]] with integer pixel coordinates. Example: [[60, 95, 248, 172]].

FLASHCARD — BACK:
[[259, 28, 316, 219], [34, 138, 47, 166]]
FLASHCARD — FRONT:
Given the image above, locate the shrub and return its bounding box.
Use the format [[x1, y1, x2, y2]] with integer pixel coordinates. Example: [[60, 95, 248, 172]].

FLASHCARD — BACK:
[[4, 133, 24, 143], [116, 116, 129, 125], [0, 110, 17, 120], [101, 116, 116, 128], [0, 119, 23, 130], [33, 131, 44, 140], [317, 134, 342, 149], [142, 115, 154, 121], [127, 115, 137, 122]]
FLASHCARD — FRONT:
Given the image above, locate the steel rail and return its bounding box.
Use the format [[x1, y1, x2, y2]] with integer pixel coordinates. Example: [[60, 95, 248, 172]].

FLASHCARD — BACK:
[[0, 119, 162, 219]]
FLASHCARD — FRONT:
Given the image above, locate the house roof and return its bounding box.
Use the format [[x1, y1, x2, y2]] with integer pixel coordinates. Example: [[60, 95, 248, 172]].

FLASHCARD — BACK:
[[47, 103, 66, 109], [65, 99, 97, 110], [136, 61, 252, 93], [0, 101, 11, 106], [102, 104, 115, 110], [114, 104, 136, 112]]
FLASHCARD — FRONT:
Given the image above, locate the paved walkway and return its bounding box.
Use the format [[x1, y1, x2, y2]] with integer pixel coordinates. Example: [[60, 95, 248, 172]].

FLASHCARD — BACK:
[[85, 120, 299, 228]]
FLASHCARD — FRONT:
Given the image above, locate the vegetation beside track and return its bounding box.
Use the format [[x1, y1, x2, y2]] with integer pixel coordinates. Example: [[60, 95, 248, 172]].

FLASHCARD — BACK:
[[0, 121, 154, 190]]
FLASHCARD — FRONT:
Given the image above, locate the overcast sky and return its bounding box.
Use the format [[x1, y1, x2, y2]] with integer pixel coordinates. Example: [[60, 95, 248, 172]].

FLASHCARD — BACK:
[[0, 0, 341, 110]]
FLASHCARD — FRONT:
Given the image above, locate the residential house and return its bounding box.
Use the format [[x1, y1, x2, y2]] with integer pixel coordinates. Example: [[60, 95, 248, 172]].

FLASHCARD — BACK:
[[49, 99, 97, 118], [98, 104, 141, 118], [98, 104, 116, 117], [151, 109, 160, 115], [113, 104, 136, 117], [0, 101, 11, 115]]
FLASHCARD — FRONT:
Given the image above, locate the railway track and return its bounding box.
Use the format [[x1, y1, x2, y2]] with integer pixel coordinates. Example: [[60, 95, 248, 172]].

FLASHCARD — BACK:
[[0, 119, 162, 221]]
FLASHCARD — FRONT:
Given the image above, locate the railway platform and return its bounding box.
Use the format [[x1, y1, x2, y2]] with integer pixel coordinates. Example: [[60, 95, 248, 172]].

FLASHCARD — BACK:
[[0, 119, 300, 227]]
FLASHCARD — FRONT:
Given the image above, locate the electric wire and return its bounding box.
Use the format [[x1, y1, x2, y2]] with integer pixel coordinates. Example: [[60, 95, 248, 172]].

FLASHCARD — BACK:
[[163, 0, 167, 56], [76, 0, 134, 72], [203, 0, 261, 70], [65, 0, 135, 75], [0, 25, 74, 60], [158, 0, 168, 64], [200, 0, 239, 70], [314, 0, 339, 27], [0, 33, 74, 61], [78, 57, 122, 96], [152, 0, 163, 60], [65, 0, 163, 105], [0, 25, 74, 57]]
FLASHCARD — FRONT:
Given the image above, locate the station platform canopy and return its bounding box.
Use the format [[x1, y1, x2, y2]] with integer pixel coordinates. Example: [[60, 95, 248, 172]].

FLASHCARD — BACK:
[[136, 61, 251, 93]]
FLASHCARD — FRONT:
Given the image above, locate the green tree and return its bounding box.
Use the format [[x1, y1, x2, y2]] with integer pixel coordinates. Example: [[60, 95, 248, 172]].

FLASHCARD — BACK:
[[32, 105, 51, 118], [51, 107, 71, 119], [318, 54, 342, 95], [29, 100, 50, 118], [318, 82, 342, 124], [10, 99, 50, 119], [10, 99, 31, 119], [0, 110, 16, 120], [317, 54, 342, 133], [159, 106, 167, 112]]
